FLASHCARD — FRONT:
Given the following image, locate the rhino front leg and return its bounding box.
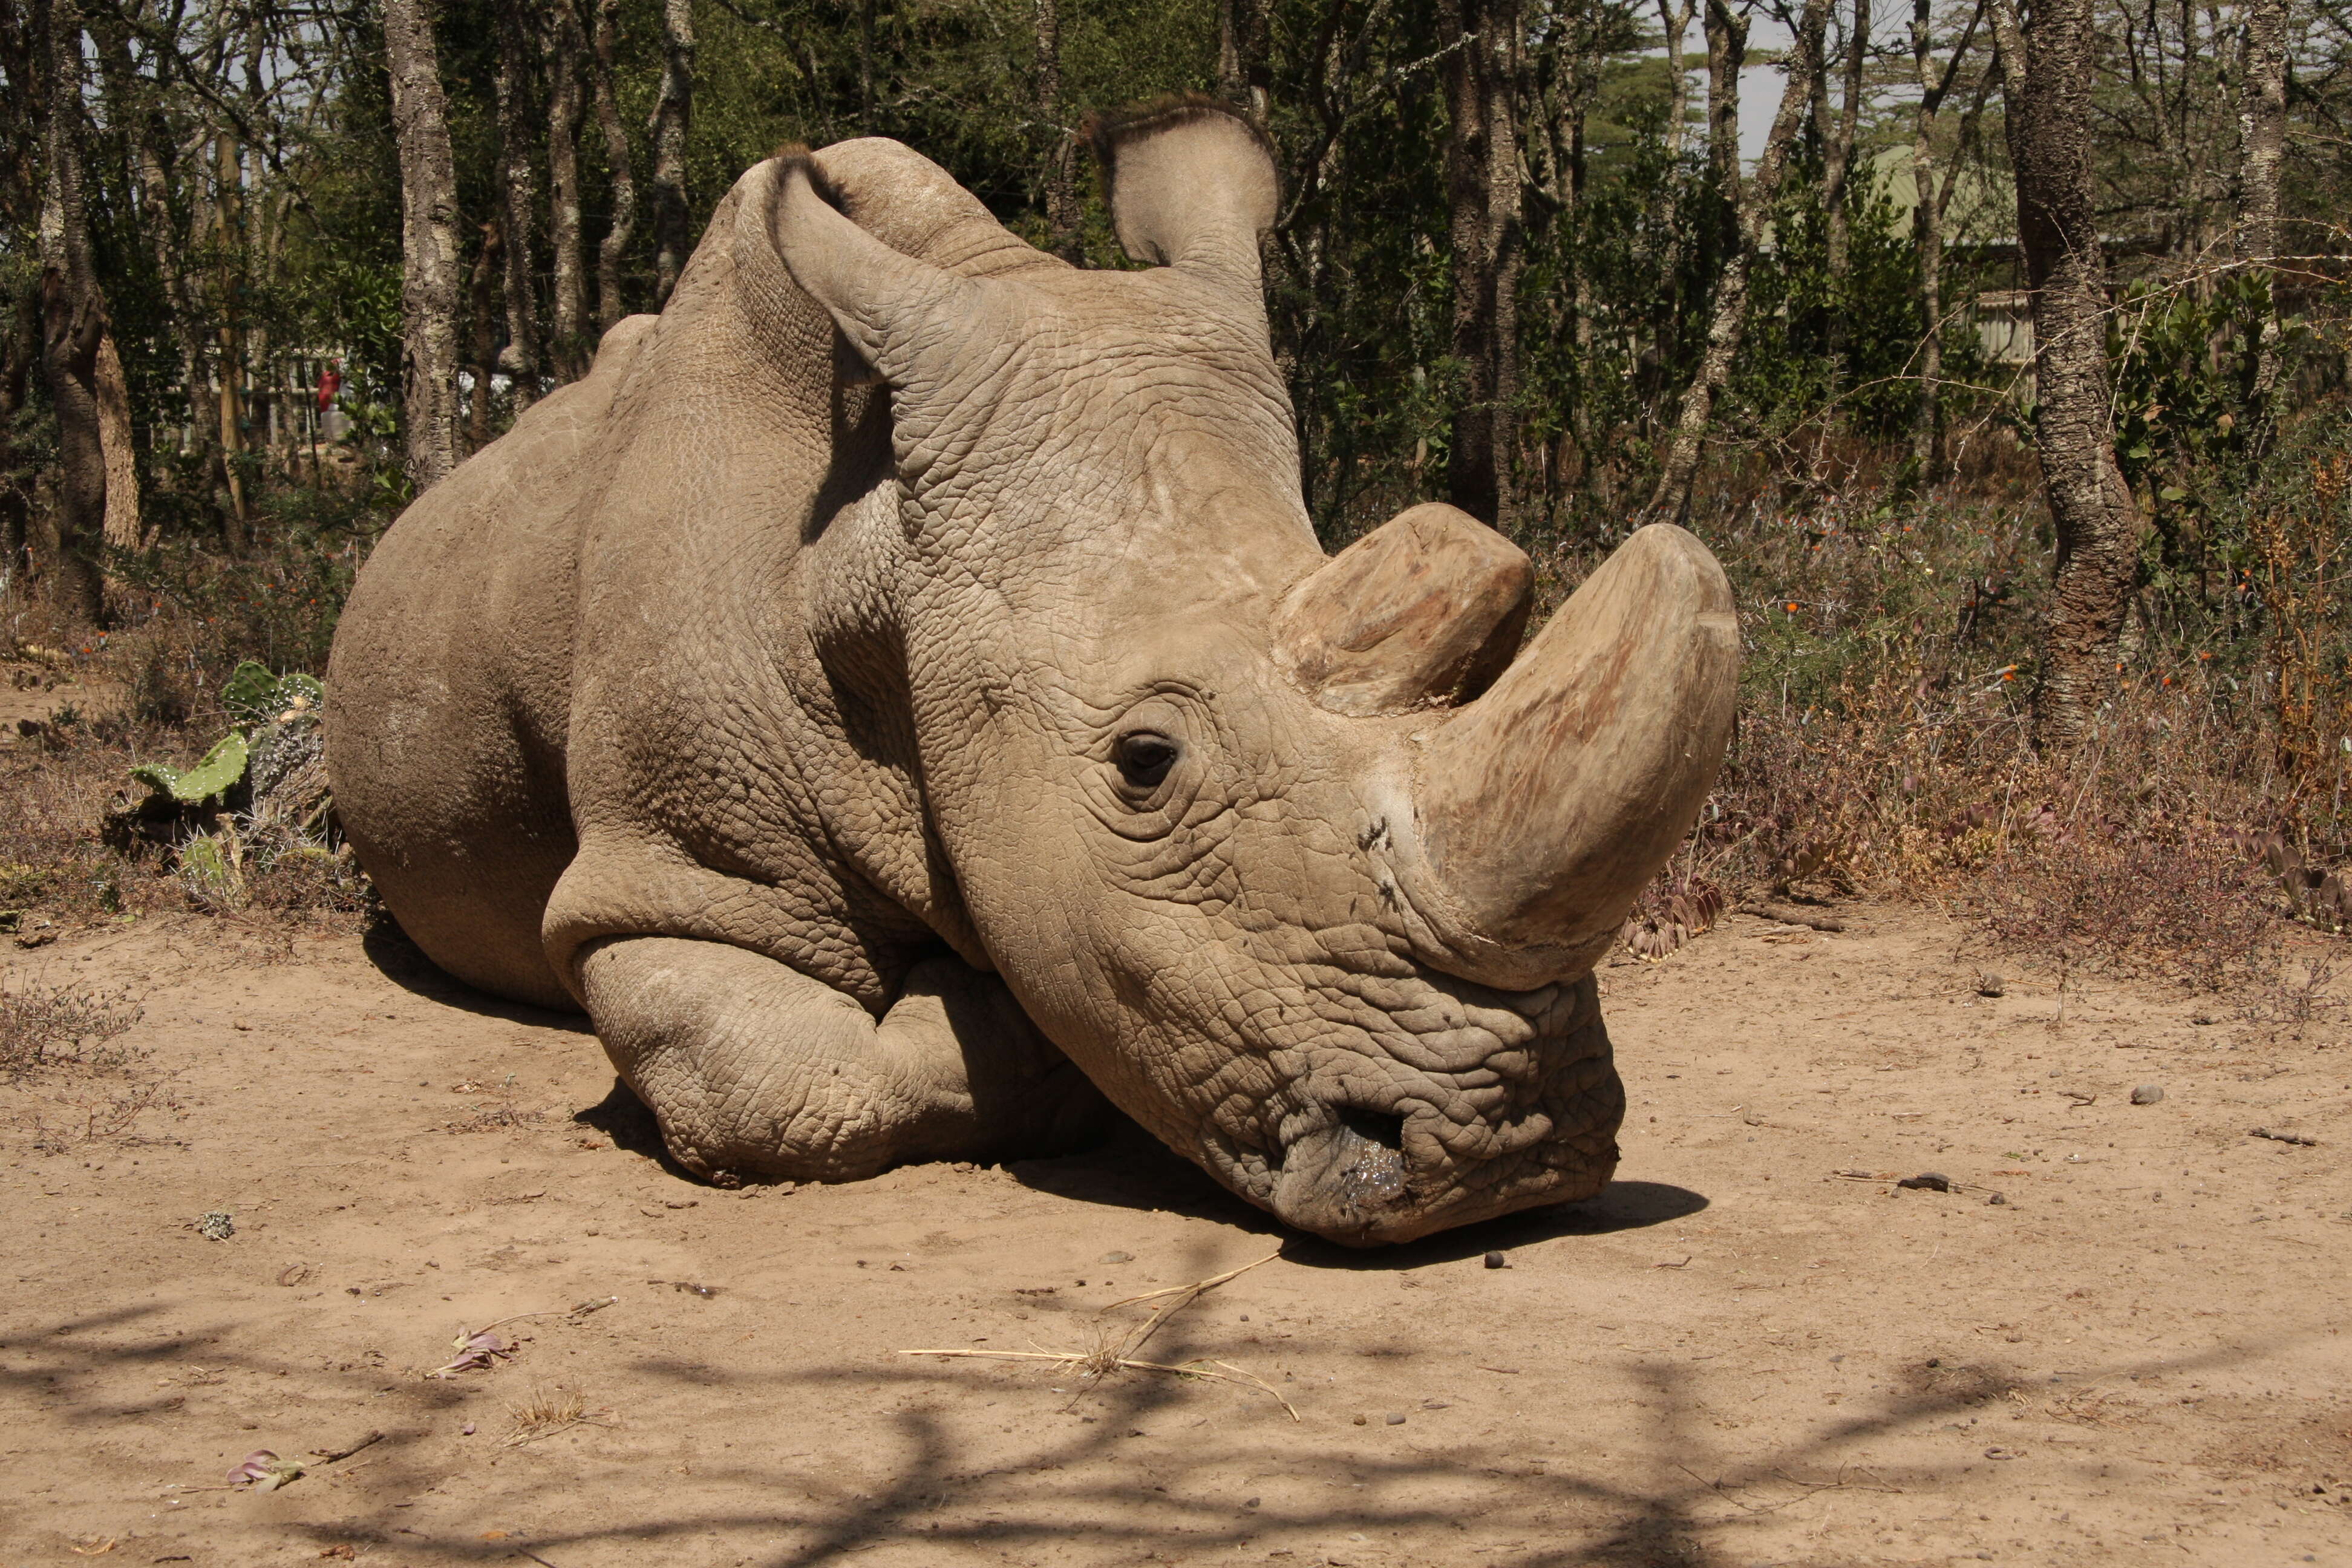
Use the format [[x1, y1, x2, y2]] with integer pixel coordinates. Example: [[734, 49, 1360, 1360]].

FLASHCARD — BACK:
[[578, 938, 1113, 1183]]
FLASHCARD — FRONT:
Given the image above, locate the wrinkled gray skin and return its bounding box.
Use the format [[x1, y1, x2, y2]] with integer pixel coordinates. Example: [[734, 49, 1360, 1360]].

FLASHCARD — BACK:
[[328, 105, 1737, 1245]]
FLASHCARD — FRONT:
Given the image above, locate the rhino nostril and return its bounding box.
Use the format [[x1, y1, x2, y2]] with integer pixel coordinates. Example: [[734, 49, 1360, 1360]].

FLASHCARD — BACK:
[[1330, 1107, 1408, 1205], [1338, 1106, 1405, 1152]]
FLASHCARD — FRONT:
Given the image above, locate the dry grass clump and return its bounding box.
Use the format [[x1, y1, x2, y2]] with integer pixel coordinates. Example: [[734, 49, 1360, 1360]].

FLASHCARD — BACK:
[[0, 976, 143, 1078], [1984, 831, 2278, 998], [502, 1384, 612, 1446]]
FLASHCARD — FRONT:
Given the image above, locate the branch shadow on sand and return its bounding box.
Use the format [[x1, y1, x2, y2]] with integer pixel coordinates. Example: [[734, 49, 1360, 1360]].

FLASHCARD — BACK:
[[235, 1292, 2253, 1568], [4, 1276, 2267, 1567]]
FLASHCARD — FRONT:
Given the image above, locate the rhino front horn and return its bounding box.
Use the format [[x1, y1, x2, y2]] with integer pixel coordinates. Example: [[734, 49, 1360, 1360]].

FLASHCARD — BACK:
[[1401, 523, 1739, 990]]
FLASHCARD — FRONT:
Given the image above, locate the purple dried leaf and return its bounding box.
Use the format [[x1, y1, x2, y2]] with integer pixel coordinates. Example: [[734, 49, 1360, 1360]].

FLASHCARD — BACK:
[[227, 1450, 279, 1485], [226, 1450, 305, 1489]]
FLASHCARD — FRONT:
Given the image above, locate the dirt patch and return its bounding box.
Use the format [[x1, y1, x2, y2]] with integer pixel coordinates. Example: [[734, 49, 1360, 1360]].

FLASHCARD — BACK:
[[3, 904, 2348, 1566]]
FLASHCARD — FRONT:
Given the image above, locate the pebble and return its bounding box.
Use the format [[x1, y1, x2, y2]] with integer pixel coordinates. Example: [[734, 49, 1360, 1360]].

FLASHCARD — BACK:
[[1385, 1412, 1406, 1425], [1896, 1172, 1953, 1192], [1987, 1192, 2008, 1206], [1352, 1414, 1367, 1425], [1099, 1250, 1134, 1264], [2131, 1084, 2164, 1105], [1483, 1250, 1508, 1269]]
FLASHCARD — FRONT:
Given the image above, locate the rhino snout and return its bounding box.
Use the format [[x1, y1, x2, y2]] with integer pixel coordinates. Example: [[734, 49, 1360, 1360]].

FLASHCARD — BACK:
[[1233, 976, 1621, 1247]]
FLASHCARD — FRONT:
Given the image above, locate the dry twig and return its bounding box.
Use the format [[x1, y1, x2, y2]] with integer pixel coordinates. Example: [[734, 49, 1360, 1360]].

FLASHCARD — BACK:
[[901, 1249, 1297, 1419]]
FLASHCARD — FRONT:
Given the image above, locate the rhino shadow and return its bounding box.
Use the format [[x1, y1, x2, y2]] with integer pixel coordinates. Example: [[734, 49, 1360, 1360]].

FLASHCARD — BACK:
[[1005, 1125, 1707, 1267], [359, 916, 591, 1034]]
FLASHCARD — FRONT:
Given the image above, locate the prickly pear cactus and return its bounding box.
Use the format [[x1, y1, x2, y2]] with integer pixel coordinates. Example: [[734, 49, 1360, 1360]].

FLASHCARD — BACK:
[[130, 732, 251, 806]]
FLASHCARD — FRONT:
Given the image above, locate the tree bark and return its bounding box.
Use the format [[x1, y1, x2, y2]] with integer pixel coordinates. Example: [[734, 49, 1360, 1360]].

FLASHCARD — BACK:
[[36, 0, 106, 624], [1217, 0, 1270, 118], [384, 0, 465, 490], [1034, 0, 1077, 259], [1991, 0, 2141, 748], [1658, 0, 1694, 163], [212, 129, 249, 551], [1647, 0, 1823, 525], [496, 0, 541, 410], [547, 0, 589, 380], [1441, 0, 1524, 532], [467, 219, 505, 453], [2240, 0, 2287, 408], [0, 286, 37, 578], [648, 0, 695, 305], [95, 328, 139, 555], [591, 0, 638, 332]]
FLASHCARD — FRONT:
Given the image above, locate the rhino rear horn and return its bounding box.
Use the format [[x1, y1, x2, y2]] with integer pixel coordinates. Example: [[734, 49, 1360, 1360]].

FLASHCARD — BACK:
[[1273, 503, 1532, 717], [1088, 95, 1278, 290]]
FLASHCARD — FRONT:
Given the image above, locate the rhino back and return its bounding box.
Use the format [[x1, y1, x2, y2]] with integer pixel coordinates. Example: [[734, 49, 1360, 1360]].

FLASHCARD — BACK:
[[328, 314, 658, 1008]]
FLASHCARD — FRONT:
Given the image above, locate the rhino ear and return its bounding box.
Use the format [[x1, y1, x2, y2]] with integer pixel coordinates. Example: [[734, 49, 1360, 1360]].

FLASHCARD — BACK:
[[1088, 96, 1278, 289], [764, 147, 982, 387]]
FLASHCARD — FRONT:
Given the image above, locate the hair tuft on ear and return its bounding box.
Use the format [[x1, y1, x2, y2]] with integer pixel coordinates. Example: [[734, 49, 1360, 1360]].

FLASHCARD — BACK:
[[1079, 94, 1280, 276], [1082, 93, 1277, 200], [770, 143, 850, 215]]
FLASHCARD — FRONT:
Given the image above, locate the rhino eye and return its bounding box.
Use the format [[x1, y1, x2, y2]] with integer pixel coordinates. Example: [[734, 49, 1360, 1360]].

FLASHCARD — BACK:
[[1114, 731, 1180, 790]]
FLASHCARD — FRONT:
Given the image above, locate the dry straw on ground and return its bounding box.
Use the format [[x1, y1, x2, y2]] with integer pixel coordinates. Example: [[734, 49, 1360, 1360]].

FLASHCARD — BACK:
[[901, 1249, 1298, 1419], [503, 1384, 613, 1446]]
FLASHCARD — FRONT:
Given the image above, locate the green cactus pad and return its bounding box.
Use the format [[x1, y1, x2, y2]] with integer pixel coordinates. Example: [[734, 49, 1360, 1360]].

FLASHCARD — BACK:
[[131, 732, 251, 805]]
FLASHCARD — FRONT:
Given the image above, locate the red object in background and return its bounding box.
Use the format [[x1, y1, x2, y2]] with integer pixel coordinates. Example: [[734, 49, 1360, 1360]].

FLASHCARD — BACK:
[[316, 363, 342, 411]]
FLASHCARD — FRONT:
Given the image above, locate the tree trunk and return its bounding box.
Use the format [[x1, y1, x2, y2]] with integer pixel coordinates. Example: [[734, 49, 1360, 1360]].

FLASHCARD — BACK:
[[213, 129, 250, 552], [36, 0, 106, 624], [1821, 0, 1867, 379], [1658, 0, 1694, 162], [1991, 0, 2141, 748], [467, 220, 505, 453], [2240, 0, 2287, 408], [1907, 0, 1985, 475], [95, 328, 139, 556], [384, 0, 465, 490], [858, 0, 875, 128], [94, 8, 205, 464], [1648, 0, 1823, 525], [547, 0, 589, 380], [1217, 0, 1269, 118], [1034, 0, 1077, 259], [0, 286, 37, 578], [591, 0, 638, 332], [648, 0, 695, 304], [1441, 0, 1524, 532], [497, 0, 541, 411]]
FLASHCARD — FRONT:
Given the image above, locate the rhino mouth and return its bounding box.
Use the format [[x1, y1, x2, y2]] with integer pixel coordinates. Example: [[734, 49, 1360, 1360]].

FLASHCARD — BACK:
[[1192, 975, 1624, 1247]]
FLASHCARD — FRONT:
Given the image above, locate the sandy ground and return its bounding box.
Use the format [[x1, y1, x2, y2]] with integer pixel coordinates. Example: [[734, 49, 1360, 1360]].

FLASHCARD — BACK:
[[4, 900, 2350, 1568]]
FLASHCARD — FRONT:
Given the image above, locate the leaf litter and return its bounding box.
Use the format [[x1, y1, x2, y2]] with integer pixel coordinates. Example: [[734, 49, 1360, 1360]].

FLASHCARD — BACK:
[[425, 1298, 619, 1379]]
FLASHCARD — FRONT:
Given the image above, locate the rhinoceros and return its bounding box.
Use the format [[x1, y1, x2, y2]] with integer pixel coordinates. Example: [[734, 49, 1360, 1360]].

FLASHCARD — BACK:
[[327, 99, 1737, 1246]]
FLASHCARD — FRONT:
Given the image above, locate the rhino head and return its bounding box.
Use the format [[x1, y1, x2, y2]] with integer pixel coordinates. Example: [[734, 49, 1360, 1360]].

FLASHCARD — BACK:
[[771, 102, 1737, 1245]]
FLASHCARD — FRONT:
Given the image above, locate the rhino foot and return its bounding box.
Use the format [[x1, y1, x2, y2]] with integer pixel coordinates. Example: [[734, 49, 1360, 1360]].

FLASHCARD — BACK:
[[578, 937, 1113, 1183]]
